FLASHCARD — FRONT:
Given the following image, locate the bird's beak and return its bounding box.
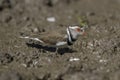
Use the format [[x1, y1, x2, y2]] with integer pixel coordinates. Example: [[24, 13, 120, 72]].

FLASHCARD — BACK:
[[80, 27, 86, 36]]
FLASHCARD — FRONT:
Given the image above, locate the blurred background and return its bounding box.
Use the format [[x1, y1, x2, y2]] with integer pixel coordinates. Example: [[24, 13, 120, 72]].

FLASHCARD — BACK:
[[0, 0, 120, 80]]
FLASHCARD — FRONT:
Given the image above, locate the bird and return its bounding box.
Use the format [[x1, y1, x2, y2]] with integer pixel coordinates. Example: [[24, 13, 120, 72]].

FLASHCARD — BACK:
[[20, 26, 85, 53]]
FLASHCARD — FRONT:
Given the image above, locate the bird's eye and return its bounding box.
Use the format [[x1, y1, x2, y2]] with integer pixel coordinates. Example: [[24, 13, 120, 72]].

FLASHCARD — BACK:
[[76, 28, 81, 32]]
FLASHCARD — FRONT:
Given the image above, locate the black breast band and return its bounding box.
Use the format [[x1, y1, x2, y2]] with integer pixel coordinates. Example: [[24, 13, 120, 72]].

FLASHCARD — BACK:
[[67, 39, 73, 45]]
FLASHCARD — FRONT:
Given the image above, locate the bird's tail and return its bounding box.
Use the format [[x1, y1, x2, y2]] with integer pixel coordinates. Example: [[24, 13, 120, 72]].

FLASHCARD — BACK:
[[19, 36, 44, 43]]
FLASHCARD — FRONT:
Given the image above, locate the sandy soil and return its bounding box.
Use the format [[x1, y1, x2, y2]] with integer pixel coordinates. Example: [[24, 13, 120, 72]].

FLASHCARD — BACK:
[[0, 0, 120, 80]]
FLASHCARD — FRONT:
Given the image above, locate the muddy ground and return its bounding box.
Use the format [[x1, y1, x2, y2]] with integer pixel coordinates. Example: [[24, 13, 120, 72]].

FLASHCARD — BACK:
[[0, 0, 120, 80]]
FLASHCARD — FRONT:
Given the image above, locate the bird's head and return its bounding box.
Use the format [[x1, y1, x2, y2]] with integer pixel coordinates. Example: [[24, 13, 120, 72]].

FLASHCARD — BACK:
[[66, 26, 85, 45], [69, 26, 85, 36]]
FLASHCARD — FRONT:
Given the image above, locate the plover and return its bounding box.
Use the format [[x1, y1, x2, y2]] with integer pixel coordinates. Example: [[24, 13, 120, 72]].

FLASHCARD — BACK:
[[20, 26, 85, 53]]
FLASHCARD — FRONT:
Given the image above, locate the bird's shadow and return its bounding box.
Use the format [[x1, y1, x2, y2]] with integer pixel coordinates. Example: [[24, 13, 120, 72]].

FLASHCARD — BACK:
[[26, 42, 76, 55]]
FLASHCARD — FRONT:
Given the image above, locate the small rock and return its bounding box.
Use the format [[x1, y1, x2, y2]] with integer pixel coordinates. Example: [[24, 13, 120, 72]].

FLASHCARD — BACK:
[[46, 17, 56, 22], [99, 59, 108, 63], [43, 0, 58, 7], [31, 27, 39, 33], [21, 63, 27, 68], [69, 57, 80, 62]]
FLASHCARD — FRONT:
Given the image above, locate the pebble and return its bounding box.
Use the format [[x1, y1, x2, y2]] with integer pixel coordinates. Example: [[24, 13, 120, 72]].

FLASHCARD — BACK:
[[46, 17, 56, 22], [99, 59, 107, 63], [69, 57, 80, 62]]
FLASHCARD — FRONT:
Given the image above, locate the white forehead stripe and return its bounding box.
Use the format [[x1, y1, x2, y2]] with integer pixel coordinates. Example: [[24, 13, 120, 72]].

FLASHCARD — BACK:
[[69, 26, 80, 29]]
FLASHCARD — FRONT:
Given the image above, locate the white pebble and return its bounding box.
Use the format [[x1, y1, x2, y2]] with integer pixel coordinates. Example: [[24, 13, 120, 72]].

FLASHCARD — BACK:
[[21, 63, 27, 67], [69, 57, 80, 62], [99, 59, 107, 63], [47, 17, 56, 22]]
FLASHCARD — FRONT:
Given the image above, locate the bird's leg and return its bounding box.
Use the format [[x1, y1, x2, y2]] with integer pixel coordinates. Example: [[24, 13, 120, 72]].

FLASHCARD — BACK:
[[55, 47, 59, 54], [40, 49, 43, 53], [67, 46, 73, 52]]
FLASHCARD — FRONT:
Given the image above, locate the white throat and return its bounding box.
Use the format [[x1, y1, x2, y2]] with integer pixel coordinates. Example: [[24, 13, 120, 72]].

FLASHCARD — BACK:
[[66, 27, 72, 43]]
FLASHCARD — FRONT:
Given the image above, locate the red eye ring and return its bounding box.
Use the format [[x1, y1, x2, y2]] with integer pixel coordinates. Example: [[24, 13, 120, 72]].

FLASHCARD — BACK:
[[76, 28, 81, 32]]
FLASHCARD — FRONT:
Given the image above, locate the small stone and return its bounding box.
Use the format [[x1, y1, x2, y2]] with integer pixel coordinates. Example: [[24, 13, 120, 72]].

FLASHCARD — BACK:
[[43, 0, 58, 7], [46, 17, 56, 22], [69, 57, 80, 62], [99, 59, 107, 63], [32, 27, 39, 33], [21, 63, 27, 68]]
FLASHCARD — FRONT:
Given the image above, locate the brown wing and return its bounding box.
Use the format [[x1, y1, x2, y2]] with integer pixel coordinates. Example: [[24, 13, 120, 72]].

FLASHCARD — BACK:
[[39, 31, 67, 46]]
